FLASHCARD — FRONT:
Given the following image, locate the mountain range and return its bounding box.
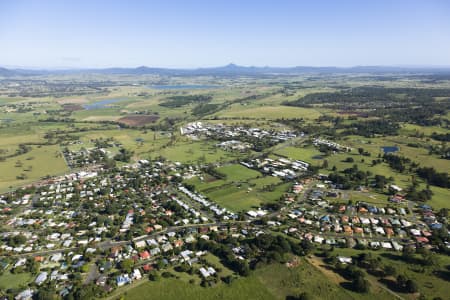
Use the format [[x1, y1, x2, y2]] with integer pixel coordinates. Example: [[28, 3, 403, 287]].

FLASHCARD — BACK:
[[1, 64, 450, 77]]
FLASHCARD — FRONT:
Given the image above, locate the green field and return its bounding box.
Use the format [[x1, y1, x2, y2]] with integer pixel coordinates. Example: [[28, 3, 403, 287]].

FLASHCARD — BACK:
[[120, 261, 393, 300], [274, 145, 323, 163], [0, 144, 69, 192], [0, 272, 33, 290], [185, 164, 289, 212]]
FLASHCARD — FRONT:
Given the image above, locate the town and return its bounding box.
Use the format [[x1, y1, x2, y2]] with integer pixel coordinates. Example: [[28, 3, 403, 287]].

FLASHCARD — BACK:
[[0, 146, 447, 299]]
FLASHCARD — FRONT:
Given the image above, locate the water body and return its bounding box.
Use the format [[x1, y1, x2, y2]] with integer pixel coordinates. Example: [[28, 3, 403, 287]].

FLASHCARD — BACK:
[[82, 98, 125, 110], [148, 84, 219, 90], [381, 146, 399, 154]]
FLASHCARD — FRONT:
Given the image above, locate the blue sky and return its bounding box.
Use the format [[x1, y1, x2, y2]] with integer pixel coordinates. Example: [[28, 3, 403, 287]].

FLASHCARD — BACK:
[[1, 0, 449, 68]]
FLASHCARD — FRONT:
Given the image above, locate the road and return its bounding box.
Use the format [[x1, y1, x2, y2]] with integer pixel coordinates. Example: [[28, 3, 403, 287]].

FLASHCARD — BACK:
[[7, 221, 250, 258]]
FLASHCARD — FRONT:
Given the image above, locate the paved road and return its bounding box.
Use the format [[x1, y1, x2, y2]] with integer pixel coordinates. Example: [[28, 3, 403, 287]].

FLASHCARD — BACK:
[[6, 221, 250, 258]]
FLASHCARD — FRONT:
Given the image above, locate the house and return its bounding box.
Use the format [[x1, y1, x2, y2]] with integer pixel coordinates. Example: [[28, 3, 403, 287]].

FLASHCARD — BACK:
[[337, 256, 352, 264], [34, 256, 44, 263], [132, 269, 142, 280], [14, 258, 27, 268], [370, 241, 380, 248], [139, 251, 150, 260], [199, 267, 211, 278], [162, 243, 173, 252], [96, 275, 108, 286], [177, 249, 192, 260], [14, 289, 34, 300], [391, 241, 403, 251], [134, 240, 146, 249], [142, 264, 153, 272], [173, 240, 184, 248], [116, 274, 131, 287], [416, 236, 429, 244], [150, 247, 161, 256], [410, 229, 421, 236], [381, 242, 392, 249], [313, 235, 324, 244], [385, 227, 394, 237], [35, 272, 48, 285], [354, 227, 363, 234]]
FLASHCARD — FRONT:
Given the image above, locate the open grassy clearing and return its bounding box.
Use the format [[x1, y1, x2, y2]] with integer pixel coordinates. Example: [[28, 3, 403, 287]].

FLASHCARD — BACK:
[[185, 164, 289, 212], [217, 164, 262, 181], [274, 145, 323, 163], [158, 141, 244, 164], [0, 272, 33, 290], [0, 144, 69, 192], [204, 181, 291, 212]]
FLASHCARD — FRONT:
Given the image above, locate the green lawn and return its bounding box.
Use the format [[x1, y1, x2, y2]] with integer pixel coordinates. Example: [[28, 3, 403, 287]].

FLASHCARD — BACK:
[[217, 164, 262, 181], [0, 272, 33, 290], [158, 141, 242, 164], [185, 164, 288, 212]]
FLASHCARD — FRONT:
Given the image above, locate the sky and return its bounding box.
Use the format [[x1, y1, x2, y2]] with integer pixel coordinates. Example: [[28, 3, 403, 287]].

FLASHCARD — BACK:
[[0, 0, 450, 69]]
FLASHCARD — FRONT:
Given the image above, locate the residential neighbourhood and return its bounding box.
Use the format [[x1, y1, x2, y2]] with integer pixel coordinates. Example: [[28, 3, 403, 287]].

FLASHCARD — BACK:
[[0, 155, 447, 299]]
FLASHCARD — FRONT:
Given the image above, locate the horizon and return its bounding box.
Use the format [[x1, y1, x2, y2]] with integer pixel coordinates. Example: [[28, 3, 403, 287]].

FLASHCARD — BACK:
[[1, 0, 450, 68], [3, 63, 450, 71]]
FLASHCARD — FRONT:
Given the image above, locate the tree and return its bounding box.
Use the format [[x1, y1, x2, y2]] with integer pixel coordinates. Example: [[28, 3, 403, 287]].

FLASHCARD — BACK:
[[396, 275, 407, 289], [402, 247, 415, 262], [298, 292, 313, 300], [383, 265, 396, 277], [352, 275, 370, 293], [119, 258, 134, 273], [405, 279, 419, 293], [345, 157, 354, 163], [149, 272, 160, 281]]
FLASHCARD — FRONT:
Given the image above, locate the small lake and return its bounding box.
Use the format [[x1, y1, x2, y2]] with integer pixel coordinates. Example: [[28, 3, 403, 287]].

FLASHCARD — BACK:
[[148, 84, 219, 90], [381, 146, 399, 154], [82, 98, 125, 110]]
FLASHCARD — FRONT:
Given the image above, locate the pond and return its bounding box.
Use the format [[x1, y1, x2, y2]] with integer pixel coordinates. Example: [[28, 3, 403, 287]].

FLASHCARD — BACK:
[[381, 146, 399, 154], [148, 84, 219, 90], [82, 98, 125, 110]]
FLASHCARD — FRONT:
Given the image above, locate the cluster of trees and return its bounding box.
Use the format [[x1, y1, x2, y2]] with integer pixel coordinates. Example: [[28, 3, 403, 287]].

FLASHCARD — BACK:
[[431, 132, 450, 142], [159, 95, 212, 108], [0, 143, 32, 161], [328, 164, 370, 189], [336, 264, 370, 293], [383, 154, 412, 173], [284, 87, 449, 126], [416, 167, 450, 188], [114, 148, 134, 163], [342, 119, 399, 137], [193, 238, 250, 276], [203, 165, 227, 180], [245, 234, 315, 269], [407, 187, 433, 202], [192, 103, 221, 116]]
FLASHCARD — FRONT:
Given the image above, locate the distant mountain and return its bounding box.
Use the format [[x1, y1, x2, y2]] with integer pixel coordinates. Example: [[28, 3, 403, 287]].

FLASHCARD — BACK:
[[1, 64, 450, 77], [0, 67, 18, 76]]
